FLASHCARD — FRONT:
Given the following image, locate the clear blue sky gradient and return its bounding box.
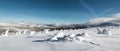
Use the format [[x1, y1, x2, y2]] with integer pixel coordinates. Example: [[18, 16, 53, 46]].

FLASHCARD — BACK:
[[0, 0, 120, 24]]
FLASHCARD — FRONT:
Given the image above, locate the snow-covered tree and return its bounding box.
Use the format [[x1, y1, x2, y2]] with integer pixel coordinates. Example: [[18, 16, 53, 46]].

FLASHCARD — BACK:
[[97, 28, 103, 34], [4, 29, 9, 36], [102, 28, 112, 35]]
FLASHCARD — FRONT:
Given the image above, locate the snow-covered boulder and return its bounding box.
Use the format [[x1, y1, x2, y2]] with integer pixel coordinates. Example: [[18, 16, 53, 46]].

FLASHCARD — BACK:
[[80, 31, 89, 37], [54, 32, 66, 38], [51, 36, 58, 41], [44, 29, 50, 34], [75, 37, 84, 41], [69, 34, 76, 38], [67, 34, 76, 41], [30, 31, 36, 35], [51, 32, 66, 41], [66, 33, 86, 41]]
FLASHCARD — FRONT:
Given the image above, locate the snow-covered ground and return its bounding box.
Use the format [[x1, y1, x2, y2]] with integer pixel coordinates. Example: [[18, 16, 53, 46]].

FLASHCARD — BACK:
[[0, 26, 120, 51]]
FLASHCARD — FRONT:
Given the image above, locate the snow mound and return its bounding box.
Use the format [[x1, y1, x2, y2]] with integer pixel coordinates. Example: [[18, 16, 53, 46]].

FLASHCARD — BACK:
[[32, 32, 88, 42]]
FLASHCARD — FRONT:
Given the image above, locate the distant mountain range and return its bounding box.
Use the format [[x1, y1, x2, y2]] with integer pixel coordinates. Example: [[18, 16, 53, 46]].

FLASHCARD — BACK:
[[0, 18, 120, 30], [86, 17, 120, 27]]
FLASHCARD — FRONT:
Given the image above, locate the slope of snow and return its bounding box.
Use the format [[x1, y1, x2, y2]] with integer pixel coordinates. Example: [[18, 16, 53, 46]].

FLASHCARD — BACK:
[[0, 26, 119, 51]]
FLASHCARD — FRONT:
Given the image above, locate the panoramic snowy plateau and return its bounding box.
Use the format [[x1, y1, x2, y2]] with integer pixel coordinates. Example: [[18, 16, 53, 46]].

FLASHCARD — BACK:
[[0, 19, 120, 51], [0, 0, 120, 51]]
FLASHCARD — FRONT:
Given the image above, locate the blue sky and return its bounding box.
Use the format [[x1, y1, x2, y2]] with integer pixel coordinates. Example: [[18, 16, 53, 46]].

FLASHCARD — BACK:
[[0, 0, 120, 24]]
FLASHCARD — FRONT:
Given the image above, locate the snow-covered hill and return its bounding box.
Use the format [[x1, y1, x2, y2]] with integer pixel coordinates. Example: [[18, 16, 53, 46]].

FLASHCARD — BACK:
[[0, 25, 120, 51], [0, 21, 120, 51]]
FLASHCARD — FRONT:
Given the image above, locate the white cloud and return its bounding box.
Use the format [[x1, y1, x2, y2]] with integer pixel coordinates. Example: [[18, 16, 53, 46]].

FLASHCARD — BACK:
[[113, 13, 120, 18], [87, 13, 120, 24]]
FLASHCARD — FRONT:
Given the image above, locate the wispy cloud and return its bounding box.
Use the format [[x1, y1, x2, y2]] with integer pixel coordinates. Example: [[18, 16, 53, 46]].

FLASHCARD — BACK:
[[98, 8, 114, 16], [113, 13, 120, 18], [80, 0, 97, 17]]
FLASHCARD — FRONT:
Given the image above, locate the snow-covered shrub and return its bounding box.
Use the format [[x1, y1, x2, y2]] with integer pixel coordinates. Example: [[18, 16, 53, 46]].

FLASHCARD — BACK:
[[102, 29, 111, 35], [97, 28, 112, 35], [97, 28, 103, 34]]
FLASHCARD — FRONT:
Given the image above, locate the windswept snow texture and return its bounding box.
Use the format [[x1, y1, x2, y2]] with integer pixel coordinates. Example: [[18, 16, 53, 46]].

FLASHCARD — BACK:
[[0, 26, 120, 51]]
